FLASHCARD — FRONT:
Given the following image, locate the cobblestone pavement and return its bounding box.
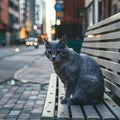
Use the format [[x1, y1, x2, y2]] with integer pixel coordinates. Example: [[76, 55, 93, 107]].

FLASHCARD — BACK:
[[0, 80, 48, 120]]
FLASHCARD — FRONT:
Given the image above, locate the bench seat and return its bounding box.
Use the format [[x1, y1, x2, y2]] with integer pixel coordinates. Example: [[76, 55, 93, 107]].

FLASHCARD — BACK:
[[41, 73, 120, 120]]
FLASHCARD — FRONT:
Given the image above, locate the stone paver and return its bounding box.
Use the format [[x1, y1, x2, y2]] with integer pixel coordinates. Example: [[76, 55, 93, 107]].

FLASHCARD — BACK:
[[0, 82, 48, 120]]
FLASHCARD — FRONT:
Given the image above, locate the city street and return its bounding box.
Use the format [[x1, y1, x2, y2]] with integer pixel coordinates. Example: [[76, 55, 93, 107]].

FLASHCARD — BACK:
[[0, 45, 52, 84], [0, 45, 53, 119], [0, 45, 40, 83]]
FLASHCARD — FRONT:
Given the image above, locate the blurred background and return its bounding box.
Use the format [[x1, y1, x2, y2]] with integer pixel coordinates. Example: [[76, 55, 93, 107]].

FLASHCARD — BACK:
[[0, 0, 120, 46]]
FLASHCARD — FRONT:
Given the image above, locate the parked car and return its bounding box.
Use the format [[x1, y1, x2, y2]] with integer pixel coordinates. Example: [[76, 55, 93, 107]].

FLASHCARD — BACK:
[[25, 37, 39, 48]]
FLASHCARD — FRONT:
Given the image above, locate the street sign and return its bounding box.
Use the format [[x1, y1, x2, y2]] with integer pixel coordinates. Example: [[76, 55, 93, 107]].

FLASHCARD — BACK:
[[54, 2, 62, 12]]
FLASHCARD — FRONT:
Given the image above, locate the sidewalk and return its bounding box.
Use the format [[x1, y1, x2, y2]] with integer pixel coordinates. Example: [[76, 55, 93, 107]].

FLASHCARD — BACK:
[[0, 48, 54, 120], [14, 55, 53, 84]]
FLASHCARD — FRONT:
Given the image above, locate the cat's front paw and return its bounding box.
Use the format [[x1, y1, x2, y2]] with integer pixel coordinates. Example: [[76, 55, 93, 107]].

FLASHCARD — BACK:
[[61, 98, 67, 104], [67, 98, 74, 105], [60, 96, 64, 100]]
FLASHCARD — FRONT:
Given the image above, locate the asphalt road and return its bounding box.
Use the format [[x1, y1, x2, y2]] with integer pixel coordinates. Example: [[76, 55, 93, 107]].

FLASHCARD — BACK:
[[0, 45, 44, 83]]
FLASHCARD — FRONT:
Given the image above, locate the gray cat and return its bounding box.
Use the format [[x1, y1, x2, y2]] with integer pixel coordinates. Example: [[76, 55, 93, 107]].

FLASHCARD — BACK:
[[44, 35, 104, 105]]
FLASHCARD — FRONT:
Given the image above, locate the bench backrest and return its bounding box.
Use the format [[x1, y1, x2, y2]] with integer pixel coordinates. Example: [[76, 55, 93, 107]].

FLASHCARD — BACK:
[[81, 13, 120, 99]]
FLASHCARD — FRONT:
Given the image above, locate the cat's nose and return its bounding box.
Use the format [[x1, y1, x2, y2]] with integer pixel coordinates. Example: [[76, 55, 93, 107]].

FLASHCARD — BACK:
[[52, 56, 56, 61], [52, 55, 56, 61]]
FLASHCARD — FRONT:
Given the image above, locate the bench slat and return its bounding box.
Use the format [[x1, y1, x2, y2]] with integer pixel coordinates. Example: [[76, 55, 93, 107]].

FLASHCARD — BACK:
[[81, 48, 120, 62], [42, 73, 57, 120], [102, 68, 120, 85], [87, 13, 120, 30], [83, 105, 100, 120], [95, 103, 116, 120], [57, 79, 69, 119], [82, 40, 120, 49], [91, 56, 120, 73], [86, 21, 120, 35], [71, 105, 85, 120], [104, 94, 120, 119], [85, 31, 120, 41], [104, 79, 120, 99]]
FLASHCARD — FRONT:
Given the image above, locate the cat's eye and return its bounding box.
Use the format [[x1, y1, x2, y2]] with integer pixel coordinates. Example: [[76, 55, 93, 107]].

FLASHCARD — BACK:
[[56, 51, 61, 54], [48, 51, 52, 54]]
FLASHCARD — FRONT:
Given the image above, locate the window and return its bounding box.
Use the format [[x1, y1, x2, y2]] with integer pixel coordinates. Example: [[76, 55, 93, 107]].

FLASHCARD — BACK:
[[113, 4, 117, 14]]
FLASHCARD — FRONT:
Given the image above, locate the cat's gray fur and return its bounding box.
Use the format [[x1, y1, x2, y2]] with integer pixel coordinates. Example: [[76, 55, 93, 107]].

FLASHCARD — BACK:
[[44, 35, 104, 105]]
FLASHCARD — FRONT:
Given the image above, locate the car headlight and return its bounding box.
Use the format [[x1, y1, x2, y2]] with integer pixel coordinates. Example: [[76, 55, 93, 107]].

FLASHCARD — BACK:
[[26, 42, 29, 45], [34, 42, 38, 46]]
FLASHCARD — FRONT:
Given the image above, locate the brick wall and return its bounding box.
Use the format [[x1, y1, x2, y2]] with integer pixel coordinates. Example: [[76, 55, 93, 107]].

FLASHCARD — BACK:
[[61, 0, 85, 24], [0, 0, 9, 29]]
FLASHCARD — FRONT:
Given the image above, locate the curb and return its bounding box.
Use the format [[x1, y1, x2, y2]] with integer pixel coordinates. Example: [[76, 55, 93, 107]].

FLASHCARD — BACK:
[[13, 65, 28, 82]]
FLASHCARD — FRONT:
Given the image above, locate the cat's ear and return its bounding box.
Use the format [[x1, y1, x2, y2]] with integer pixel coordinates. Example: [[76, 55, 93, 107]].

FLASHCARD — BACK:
[[59, 35, 66, 47], [60, 35, 66, 43], [44, 39, 50, 46]]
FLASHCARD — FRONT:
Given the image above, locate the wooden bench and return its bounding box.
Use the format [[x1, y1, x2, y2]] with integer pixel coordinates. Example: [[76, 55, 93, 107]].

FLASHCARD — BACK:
[[41, 13, 120, 120], [41, 73, 120, 120]]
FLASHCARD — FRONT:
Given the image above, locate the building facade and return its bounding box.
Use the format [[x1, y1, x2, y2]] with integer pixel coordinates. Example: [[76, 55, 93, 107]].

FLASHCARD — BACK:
[[0, 0, 20, 46], [19, 0, 28, 25], [45, 0, 56, 40], [55, 0, 85, 40], [20, 0, 44, 38], [9, 0, 20, 45], [0, 0, 8, 45], [85, 0, 120, 27]]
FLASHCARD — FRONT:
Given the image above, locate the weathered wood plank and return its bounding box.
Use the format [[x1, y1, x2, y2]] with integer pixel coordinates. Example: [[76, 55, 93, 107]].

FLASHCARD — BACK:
[[86, 21, 120, 35], [84, 31, 120, 41], [82, 40, 120, 49], [81, 48, 120, 62], [104, 88, 111, 93], [42, 73, 57, 120], [71, 105, 85, 120], [104, 94, 120, 120], [95, 103, 116, 120], [87, 13, 120, 30], [91, 56, 120, 74], [57, 79, 69, 120], [102, 68, 120, 85], [104, 79, 120, 99], [83, 105, 100, 120]]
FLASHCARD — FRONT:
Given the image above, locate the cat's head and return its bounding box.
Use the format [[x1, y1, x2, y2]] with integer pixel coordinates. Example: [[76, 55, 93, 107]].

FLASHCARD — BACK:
[[44, 35, 66, 63]]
